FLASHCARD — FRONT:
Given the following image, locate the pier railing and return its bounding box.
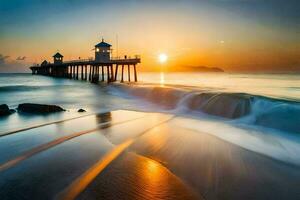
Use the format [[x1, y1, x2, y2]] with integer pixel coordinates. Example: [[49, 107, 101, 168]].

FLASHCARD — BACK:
[[110, 55, 141, 63], [57, 55, 141, 65], [63, 58, 94, 64], [111, 55, 141, 60], [30, 55, 141, 68]]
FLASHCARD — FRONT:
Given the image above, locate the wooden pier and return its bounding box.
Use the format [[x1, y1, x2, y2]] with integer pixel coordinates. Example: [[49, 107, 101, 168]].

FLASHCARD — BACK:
[[30, 39, 141, 83]]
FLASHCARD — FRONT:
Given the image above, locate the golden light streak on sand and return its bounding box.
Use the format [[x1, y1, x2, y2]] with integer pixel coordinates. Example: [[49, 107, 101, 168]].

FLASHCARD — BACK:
[[0, 114, 146, 172], [0, 113, 94, 137], [58, 115, 174, 200], [0, 126, 104, 172], [57, 139, 134, 200]]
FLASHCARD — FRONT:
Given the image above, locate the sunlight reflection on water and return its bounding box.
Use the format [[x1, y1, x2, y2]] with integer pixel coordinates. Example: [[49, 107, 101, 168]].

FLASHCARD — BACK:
[[160, 72, 165, 86]]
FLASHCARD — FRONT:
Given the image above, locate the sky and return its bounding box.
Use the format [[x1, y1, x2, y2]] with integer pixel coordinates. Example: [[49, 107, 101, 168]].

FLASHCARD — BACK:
[[0, 0, 299, 73]]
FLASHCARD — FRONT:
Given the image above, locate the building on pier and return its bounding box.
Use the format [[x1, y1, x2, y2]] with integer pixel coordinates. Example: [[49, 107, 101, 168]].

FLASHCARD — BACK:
[[30, 38, 141, 83], [41, 60, 48, 66], [53, 52, 63, 65], [95, 39, 112, 62]]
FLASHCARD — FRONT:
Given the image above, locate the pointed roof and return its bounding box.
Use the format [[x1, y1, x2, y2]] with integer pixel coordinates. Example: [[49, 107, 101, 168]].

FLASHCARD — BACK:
[[53, 52, 63, 58], [95, 39, 112, 48], [41, 60, 48, 66]]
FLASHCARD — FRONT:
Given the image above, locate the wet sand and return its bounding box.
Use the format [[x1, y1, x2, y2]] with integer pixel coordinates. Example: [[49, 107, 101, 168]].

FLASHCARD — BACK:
[[0, 110, 299, 200]]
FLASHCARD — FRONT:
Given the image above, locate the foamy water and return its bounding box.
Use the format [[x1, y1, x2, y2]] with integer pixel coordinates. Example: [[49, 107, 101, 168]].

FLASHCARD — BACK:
[[1, 72, 300, 165]]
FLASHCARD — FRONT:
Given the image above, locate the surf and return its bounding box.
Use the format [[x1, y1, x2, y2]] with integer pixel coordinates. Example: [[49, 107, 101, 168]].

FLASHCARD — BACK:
[[110, 84, 300, 134]]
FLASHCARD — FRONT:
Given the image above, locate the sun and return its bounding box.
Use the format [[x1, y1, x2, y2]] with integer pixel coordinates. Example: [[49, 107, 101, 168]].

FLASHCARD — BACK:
[[158, 53, 168, 63]]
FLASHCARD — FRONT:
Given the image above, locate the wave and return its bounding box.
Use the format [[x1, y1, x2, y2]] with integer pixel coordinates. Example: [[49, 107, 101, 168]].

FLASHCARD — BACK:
[[0, 85, 49, 92], [0, 84, 78, 92], [110, 84, 300, 134]]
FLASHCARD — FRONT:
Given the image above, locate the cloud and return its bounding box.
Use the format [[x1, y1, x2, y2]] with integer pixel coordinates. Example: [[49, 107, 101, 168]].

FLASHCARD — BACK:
[[0, 54, 10, 65], [0, 54, 28, 72], [16, 56, 26, 61]]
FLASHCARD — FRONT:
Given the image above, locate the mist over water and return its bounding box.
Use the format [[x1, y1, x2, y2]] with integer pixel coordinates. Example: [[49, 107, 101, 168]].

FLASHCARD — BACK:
[[139, 72, 300, 101], [0, 74, 150, 133], [1, 72, 300, 165]]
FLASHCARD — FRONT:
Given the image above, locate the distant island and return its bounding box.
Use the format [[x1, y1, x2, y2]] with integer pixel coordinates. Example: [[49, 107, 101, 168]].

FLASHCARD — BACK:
[[167, 66, 224, 72]]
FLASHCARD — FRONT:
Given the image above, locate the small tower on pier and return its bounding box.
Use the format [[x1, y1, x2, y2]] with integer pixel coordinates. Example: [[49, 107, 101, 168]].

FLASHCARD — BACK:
[[53, 52, 63, 65], [95, 39, 112, 62]]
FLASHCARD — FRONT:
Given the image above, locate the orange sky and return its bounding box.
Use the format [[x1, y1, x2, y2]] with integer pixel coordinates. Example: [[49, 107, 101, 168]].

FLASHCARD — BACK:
[[0, 0, 299, 72]]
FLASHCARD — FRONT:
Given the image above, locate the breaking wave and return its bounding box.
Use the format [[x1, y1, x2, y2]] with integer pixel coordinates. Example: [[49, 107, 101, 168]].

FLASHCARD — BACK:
[[110, 84, 300, 134]]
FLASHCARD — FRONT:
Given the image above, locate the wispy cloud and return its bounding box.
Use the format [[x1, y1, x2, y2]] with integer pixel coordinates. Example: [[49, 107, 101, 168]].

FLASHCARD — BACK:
[[0, 54, 10, 65], [0, 54, 28, 72], [16, 56, 27, 61]]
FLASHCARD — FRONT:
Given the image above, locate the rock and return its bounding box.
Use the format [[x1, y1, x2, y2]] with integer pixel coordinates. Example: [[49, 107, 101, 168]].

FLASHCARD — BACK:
[[0, 104, 9, 115], [18, 103, 65, 114], [9, 109, 16, 114], [78, 108, 86, 112], [0, 104, 15, 116]]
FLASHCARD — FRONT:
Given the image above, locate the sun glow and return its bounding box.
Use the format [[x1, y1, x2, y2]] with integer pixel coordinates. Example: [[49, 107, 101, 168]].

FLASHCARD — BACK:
[[158, 53, 168, 63]]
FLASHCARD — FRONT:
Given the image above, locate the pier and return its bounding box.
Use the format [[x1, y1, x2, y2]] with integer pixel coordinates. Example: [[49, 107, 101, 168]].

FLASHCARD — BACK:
[[30, 39, 141, 83]]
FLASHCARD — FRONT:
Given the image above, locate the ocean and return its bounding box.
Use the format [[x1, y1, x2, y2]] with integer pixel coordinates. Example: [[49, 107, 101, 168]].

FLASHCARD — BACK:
[[0, 72, 300, 165]]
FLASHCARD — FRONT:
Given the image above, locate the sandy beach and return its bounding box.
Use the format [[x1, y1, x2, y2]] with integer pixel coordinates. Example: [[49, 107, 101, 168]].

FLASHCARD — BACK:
[[0, 110, 299, 200]]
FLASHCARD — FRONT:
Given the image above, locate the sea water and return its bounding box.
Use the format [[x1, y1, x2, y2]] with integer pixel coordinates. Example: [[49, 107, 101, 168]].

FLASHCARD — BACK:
[[0, 72, 300, 165]]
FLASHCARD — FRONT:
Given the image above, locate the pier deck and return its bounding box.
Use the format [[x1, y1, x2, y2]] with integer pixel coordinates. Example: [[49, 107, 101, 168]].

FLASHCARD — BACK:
[[30, 57, 141, 83]]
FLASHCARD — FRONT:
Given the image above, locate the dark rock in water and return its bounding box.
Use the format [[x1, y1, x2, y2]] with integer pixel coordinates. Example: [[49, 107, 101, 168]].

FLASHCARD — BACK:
[[189, 93, 252, 119], [0, 104, 15, 116], [17, 103, 65, 114], [78, 108, 86, 112], [0, 104, 10, 115], [9, 109, 16, 114]]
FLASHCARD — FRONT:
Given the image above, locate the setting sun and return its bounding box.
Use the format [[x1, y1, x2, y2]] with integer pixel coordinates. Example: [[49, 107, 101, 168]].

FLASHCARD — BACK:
[[158, 53, 168, 63]]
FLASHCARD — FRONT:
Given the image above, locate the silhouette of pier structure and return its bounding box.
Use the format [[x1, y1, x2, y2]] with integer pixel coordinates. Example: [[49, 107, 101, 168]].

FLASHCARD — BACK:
[[30, 39, 141, 83]]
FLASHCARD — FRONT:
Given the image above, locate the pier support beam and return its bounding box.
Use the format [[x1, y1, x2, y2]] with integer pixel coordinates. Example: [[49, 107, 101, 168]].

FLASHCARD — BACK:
[[106, 65, 110, 83], [128, 65, 131, 82], [111, 64, 114, 81], [91, 65, 95, 82], [85, 65, 88, 80], [96, 65, 99, 82], [114, 64, 119, 81], [89, 65, 92, 81], [134, 64, 137, 82], [121, 65, 124, 82]]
